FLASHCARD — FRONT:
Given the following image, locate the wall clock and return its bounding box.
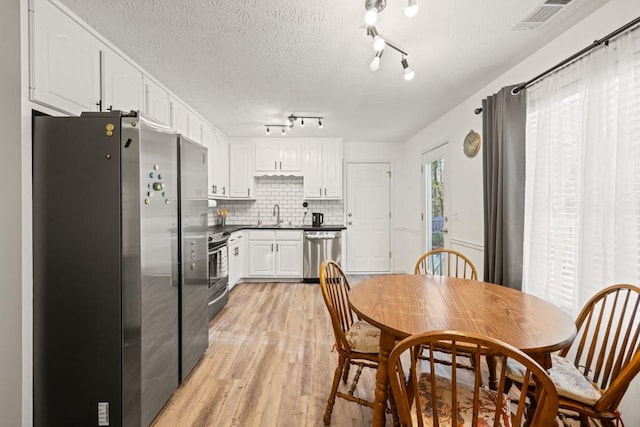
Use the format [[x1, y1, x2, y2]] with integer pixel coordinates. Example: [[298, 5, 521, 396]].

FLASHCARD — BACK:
[[463, 130, 481, 158]]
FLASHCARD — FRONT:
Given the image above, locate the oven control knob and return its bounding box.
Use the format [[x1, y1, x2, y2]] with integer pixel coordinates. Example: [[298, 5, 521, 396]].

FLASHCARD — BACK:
[[153, 182, 164, 191], [191, 262, 196, 270]]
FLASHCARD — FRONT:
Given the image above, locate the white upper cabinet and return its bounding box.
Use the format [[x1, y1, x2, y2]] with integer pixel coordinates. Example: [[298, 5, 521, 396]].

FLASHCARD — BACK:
[[169, 96, 189, 135], [229, 141, 255, 199], [188, 113, 201, 143], [254, 139, 302, 175], [32, 0, 101, 115], [202, 122, 229, 198], [143, 76, 170, 125], [303, 139, 343, 199], [101, 50, 143, 113], [215, 131, 230, 197]]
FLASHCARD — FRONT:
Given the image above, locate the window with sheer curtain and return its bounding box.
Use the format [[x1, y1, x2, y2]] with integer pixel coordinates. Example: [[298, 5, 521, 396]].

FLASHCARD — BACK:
[[522, 29, 640, 317]]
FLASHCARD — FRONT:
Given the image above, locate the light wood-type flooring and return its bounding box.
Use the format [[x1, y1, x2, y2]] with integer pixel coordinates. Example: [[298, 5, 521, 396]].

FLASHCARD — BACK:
[[153, 277, 390, 427]]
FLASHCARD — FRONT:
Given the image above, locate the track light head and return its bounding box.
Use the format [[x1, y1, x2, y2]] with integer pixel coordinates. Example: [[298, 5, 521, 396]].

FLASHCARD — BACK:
[[367, 27, 385, 52], [401, 57, 415, 81], [318, 119, 323, 128], [266, 126, 270, 135], [370, 49, 384, 71], [281, 127, 286, 135], [300, 118, 305, 127], [405, 0, 418, 17], [364, 7, 378, 26]]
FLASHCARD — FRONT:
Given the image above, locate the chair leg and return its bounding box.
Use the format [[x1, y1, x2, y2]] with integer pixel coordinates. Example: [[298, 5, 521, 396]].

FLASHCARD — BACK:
[[324, 356, 348, 425]]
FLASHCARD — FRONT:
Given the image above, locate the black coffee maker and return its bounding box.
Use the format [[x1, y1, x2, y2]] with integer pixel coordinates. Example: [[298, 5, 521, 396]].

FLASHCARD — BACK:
[[312, 212, 324, 227]]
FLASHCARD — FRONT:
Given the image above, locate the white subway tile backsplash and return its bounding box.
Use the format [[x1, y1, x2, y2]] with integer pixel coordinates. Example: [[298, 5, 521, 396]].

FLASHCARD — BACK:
[[211, 176, 344, 227]]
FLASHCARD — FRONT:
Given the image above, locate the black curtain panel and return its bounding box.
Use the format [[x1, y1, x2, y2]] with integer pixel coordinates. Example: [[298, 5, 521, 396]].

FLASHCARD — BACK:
[[482, 85, 526, 290]]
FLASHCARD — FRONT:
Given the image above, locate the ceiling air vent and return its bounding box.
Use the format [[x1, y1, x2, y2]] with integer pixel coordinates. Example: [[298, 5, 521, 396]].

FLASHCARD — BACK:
[[512, 0, 573, 31]]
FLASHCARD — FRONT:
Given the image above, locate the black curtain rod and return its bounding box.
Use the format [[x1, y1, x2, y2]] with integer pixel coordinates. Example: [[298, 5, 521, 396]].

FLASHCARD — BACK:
[[474, 15, 640, 115]]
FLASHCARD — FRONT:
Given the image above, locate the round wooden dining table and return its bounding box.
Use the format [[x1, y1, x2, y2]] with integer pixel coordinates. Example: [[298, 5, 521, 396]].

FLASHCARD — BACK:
[[348, 274, 577, 427]]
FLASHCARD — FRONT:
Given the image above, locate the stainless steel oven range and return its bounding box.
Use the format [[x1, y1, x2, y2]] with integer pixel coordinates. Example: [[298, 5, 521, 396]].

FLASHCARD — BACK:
[[208, 231, 229, 320]]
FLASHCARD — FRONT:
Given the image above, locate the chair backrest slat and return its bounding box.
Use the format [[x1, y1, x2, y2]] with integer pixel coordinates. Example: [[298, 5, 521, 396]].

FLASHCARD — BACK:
[[414, 249, 478, 280], [564, 284, 640, 412], [388, 331, 558, 427], [320, 260, 357, 352]]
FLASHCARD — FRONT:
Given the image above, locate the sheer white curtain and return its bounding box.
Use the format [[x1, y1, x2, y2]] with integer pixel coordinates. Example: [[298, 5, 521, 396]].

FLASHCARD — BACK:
[[523, 29, 640, 317]]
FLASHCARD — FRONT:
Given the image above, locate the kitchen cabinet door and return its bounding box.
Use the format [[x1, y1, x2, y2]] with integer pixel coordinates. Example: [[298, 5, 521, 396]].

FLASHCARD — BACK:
[[102, 50, 143, 113], [248, 241, 274, 276], [322, 140, 343, 199], [228, 232, 245, 288], [275, 240, 302, 277], [303, 140, 342, 200], [229, 141, 254, 199], [303, 142, 323, 199], [215, 132, 230, 198], [279, 141, 302, 172], [32, 0, 101, 115], [254, 142, 280, 173], [188, 113, 201, 143], [201, 122, 216, 196], [144, 77, 170, 125], [170, 96, 189, 136]]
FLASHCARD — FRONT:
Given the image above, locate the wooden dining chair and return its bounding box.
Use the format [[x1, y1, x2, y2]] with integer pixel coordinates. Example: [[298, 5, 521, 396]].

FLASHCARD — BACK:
[[414, 249, 479, 372], [507, 284, 640, 426], [319, 260, 386, 425], [388, 331, 559, 427], [414, 248, 478, 280]]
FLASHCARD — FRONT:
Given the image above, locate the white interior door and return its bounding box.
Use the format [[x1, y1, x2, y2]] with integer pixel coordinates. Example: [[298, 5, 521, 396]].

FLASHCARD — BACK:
[[422, 144, 450, 254], [346, 163, 391, 272]]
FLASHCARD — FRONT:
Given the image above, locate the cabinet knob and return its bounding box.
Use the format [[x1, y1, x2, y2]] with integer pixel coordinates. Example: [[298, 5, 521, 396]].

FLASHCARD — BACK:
[[348, 221, 352, 225]]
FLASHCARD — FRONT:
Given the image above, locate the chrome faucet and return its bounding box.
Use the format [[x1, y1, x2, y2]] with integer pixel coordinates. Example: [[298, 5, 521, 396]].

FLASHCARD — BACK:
[[273, 204, 282, 226]]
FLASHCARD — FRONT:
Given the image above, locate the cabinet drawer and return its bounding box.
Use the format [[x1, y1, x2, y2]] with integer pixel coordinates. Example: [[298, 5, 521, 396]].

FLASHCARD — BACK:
[[276, 230, 302, 241], [249, 230, 276, 240]]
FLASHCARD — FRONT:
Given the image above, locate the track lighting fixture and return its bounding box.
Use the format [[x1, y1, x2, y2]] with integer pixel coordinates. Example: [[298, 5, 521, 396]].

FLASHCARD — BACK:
[[367, 31, 414, 80], [263, 114, 324, 134], [363, 1, 416, 80], [405, 0, 419, 17]]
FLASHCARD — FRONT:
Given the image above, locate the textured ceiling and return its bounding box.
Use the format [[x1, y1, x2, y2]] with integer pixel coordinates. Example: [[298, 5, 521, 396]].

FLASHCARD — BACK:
[[59, 0, 607, 141]]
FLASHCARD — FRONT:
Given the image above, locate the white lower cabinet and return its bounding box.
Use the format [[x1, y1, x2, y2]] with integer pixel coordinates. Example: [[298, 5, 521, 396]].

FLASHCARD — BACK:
[[248, 230, 302, 278], [228, 231, 246, 289]]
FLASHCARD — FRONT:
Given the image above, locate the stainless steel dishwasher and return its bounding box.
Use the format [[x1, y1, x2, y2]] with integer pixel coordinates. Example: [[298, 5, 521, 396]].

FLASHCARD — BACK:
[[303, 230, 342, 282]]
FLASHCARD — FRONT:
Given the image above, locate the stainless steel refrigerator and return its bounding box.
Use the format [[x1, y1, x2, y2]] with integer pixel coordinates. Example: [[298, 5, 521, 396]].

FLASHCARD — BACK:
[[33, 111, 208, 427]]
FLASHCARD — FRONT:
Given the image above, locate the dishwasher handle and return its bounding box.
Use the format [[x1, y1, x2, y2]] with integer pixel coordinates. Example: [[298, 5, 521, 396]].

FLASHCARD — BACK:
[[304, 232, 340, 240]]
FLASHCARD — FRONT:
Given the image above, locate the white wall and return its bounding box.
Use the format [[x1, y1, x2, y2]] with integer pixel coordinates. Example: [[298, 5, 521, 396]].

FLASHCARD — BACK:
[[1, 0, 24, 425], [396, 0, 640, 420]]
